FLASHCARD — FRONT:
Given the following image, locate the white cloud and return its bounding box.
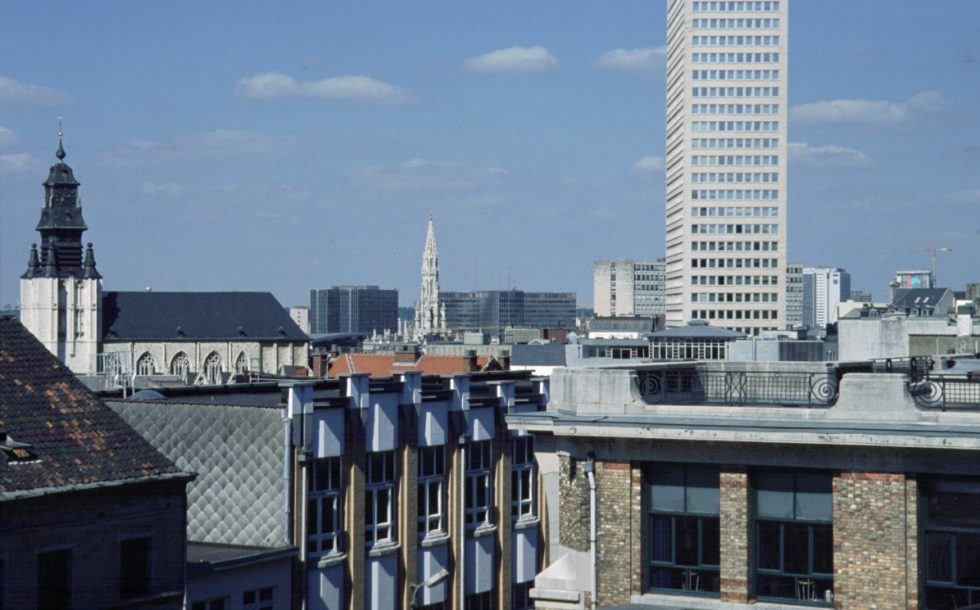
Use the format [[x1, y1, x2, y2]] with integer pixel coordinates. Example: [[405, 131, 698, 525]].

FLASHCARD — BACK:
[[0, 75, 71, 105], [463, 46, 558, 73], [0, 126, 22, 148], [788, 142, 871, 168], [632, 155, 664, 173], [98, 130, 305, 168], [235, 72, 415, 104], [0, 152, 39, 175], [594, 47, 665, 71], [953, 189, 980, 204], [790, 91, 947, 127], [141, 181, 184, 196]]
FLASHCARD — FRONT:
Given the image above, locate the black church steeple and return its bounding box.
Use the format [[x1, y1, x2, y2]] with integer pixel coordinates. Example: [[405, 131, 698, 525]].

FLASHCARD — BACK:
[[23, 125, 98, 279]]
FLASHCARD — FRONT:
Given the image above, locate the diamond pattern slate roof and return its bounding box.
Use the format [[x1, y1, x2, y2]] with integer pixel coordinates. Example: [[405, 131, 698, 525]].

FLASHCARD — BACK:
[[102, 291, 308, 341], [0, 317, 184, 496], [108, 399, 287, 547]]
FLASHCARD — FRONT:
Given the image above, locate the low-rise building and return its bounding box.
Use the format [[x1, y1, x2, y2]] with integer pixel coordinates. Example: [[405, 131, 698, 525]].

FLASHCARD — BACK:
[[110, 370, 549, 610], [508, 358, 980, 610], [0, 317, 193, 610]]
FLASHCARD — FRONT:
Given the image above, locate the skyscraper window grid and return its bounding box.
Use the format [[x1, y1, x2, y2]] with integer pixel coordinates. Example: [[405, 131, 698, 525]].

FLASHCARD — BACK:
[[665, 0, 788, 335]]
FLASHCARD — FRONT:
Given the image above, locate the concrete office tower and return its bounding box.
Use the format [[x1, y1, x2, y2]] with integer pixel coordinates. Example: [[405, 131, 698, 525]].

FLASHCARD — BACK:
[[802, 266, 851, 329], [593, 259, 666, 317], [785, 263, 803, 328], [665, 0, 788, 335]]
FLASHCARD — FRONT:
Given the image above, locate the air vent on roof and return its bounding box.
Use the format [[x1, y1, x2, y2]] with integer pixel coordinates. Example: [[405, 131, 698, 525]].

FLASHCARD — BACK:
[[278, 326, 287, 337], [238, 326, 247, 337], [176, 326, 185, 338]]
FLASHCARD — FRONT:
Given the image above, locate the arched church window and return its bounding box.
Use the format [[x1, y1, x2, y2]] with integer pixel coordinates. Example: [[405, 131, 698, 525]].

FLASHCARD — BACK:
[[204, 352, 223, 385], [235, 351, 249, 374], [136, 352, 155, 376], [170, 352, 190, 377]]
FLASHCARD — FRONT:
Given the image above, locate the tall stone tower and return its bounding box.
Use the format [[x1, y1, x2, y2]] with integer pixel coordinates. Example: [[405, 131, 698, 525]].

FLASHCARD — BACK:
[[414, 212, 443, 338], [20, 133, 102, 374]]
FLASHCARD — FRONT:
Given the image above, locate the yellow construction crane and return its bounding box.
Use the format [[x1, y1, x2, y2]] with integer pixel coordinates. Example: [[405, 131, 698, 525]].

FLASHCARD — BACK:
[[882, 243, 953, 285]]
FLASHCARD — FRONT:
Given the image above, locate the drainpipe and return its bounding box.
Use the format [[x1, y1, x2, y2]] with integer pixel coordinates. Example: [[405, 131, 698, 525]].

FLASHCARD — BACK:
[[458, 433, 469, 610], [583, 455, 597, 610]]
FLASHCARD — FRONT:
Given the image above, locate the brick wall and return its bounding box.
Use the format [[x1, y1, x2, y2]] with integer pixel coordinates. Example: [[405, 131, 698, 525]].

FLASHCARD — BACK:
[[558, 454, 590, 553], [833, 471, 916, 610], [720, 466, 753, 603], [596, 461, 633, 607]]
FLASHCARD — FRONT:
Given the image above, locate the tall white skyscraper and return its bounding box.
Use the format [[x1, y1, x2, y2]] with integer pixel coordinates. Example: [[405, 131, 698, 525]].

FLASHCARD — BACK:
[[665, 0, 788, 336]]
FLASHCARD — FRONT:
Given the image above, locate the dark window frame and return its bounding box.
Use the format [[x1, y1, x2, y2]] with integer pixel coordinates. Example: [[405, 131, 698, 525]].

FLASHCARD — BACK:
[[754, 469, 833, 605], [120, 536, 152, 599], [647, 463, 721, 596], [923, 479, 980, 609]]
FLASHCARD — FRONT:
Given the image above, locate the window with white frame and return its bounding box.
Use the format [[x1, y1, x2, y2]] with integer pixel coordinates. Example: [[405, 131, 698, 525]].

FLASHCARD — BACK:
[[466, 441, 493, 526], [308, 456, 342, 556], [365, 450, 397, 545], [418, 445, 445, 536], [170, 352, 189, 376], [242, 586, 275, 610], [511, 437, 535, 520]]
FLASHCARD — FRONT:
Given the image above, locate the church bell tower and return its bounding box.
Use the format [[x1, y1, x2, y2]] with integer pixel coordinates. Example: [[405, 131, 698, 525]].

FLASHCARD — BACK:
[[20, 128, 102, 374]]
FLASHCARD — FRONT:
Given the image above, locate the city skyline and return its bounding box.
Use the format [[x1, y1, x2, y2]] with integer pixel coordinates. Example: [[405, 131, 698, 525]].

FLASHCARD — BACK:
[[2, 1, 979, 309]]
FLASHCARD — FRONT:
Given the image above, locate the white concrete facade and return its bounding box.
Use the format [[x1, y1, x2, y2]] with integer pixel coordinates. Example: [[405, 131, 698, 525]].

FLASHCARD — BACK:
[[665, 0, 788, 335], [593, 259, 665, 317], [20, 275, 102, 375]]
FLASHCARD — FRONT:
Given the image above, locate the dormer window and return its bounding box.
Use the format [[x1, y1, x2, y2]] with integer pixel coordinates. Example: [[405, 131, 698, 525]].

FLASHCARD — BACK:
[[0, 430, 38, 463]]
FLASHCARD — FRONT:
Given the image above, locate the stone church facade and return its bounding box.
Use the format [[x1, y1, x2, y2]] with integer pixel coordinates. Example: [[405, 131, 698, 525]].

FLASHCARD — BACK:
[[19, 137, 308, 382]]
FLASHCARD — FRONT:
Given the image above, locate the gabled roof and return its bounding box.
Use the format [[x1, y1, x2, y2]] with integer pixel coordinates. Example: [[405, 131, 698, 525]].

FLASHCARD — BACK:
[[326, 353, 499, 378], [102, 291, 308, 342], [0, 317, 185, 497], [890, 288, 951, 309]]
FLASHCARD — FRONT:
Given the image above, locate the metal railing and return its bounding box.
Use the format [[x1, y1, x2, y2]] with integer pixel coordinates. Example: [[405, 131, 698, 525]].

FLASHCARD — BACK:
[[909, 375, 980, 411], [635, 367, 838, 407]]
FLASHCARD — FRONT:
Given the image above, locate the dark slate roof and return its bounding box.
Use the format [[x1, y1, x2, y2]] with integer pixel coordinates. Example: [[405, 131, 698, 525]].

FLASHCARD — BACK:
[[102, 291, 308, 341], [510, 343, 567, 367], [589, 316, 658, 332], [651, 321, 744, 340], [0, 317, 186, 497], [890, 288, 951, 309]]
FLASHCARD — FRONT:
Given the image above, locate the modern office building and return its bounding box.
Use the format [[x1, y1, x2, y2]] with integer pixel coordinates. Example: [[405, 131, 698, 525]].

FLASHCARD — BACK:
[[110, 371, 549, 610], [802, 266, 851, 329], [785, 263, 803, 328], [309, 286, 398, 335], [664, 0, 788, 335], [440, 290, 577, 334], [593, 259, 666, 317]]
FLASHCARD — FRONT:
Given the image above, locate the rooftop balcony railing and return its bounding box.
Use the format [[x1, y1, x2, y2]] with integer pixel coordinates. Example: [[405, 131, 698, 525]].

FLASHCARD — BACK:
[[635, 366, 838, 407]]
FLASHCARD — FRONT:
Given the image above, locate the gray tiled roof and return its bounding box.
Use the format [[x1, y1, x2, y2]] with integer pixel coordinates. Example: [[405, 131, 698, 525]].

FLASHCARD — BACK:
[[102, 291, 307, 341], [0, 317, 185, 496], [510, 343, 567, 366], [890, 288, 950, 308], [651, 322, 744, 340], [108, 399, 287, 547]]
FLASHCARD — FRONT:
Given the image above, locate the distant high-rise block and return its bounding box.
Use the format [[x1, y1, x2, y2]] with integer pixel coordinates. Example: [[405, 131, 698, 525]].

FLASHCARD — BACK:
[[665, 0, 788, 335], [785, 263, 803, 328], [309, 286, 398, 335], [802, 266, 850, 328], [594, 259, 665, 317]]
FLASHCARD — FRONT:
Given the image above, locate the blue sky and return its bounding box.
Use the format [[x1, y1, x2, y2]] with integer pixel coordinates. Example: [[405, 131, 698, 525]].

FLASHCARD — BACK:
[[2, 1, 979, 309]]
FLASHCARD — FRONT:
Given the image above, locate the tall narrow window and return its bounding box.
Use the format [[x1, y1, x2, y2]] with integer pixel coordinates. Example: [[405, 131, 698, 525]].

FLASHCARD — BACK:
[[755, 470, 832, 603], [203, 352, 222, 385], [466, 441, 494, 527], [647, 464, 720, 595], [120, 536, 152, 598], [418, 445, 445, 536], [923, 479, 980, 609], [235, 352, 249, 375], [365, 450, 397, 545], [136, 353, 155, 376], [170, 352, 190, 376], [308, 457, 342, 556], [511, 437, 535, 520], [37, 548, 72, 610]]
